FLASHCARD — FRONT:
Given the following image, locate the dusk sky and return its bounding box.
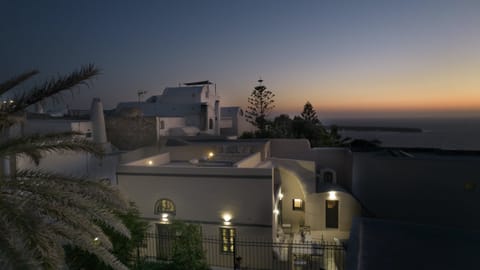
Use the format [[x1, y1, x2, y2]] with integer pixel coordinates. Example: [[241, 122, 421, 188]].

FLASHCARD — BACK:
[[2, 0, 480, 118]]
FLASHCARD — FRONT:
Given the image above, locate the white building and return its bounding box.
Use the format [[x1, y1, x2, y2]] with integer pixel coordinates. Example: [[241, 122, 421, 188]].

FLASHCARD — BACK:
[[115, 81, 221, 135], [220, 106, 255, 137], [117, 139, 361, 238]]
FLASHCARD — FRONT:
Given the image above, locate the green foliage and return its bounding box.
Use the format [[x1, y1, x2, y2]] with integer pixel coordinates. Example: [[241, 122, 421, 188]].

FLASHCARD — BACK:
[[66, 203, 149, 270], [0, 65, 130, 270], [169, 221, 209, 270], [245, 80, 275, 133], [272, 114, 293, 138]]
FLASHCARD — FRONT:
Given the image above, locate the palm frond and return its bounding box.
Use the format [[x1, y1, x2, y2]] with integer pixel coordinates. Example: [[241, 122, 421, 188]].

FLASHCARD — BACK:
[[0, 70, 39, 96], [1, 169, 130, 270], [6, 64, 100, 113], [0, 132, 103, 165]]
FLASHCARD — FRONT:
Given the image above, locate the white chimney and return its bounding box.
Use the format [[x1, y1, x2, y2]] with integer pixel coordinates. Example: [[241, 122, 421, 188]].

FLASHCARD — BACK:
[[90, 98, 108, 146]]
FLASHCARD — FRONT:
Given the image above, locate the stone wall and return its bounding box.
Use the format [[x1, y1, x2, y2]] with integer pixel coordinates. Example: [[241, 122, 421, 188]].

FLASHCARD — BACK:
[[106, 116, 158, 150]]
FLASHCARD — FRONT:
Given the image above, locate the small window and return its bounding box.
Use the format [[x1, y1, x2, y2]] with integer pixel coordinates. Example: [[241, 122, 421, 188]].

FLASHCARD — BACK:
[[160, 120, 165, 130], [292, 198, 304, 211], [209, 118, 213, 129], [85, 132, 92, 138], [324, 172, 333, 184], [220, 227, 236, 254], [239, 109, 243, 116]]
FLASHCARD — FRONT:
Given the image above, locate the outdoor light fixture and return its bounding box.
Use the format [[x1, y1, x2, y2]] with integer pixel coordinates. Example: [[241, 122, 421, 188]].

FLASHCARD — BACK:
[[147, 160, 153, 165], [273, 208, 280, 215], [208, 152, 214, 159], [278, 191, 284, 200], [161, 213, 170, 223], [93, 237, 100, 245], [222, 213, 232, 225], [328, 191, 337, 200]]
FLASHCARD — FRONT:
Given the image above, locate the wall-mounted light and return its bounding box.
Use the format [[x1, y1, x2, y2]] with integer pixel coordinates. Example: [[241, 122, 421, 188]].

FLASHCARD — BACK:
[[161, 213, 169, 223], [273, 208, 280, 215], [147, 160, 153, 166], [208, 152, 215, 159], [93, 236, 100, 245], [278, 191, 284, 200], [328, 191, 337, 200], [222, 213, 232, 226]]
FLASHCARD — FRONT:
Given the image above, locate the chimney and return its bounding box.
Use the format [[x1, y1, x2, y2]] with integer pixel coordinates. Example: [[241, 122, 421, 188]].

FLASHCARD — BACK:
[[90, 98, 108, 146]]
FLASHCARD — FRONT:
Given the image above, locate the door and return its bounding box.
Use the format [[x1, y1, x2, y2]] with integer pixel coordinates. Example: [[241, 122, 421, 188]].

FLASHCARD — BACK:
[[325, 200, 339, 228]]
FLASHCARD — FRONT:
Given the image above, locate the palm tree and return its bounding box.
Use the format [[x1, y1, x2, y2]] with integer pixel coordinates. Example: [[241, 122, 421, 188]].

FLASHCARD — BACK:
[[0, 65, 131, 270]]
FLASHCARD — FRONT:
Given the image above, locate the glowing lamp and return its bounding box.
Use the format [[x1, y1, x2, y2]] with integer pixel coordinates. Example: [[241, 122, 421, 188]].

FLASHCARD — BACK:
[[328, 191, 337, 200]]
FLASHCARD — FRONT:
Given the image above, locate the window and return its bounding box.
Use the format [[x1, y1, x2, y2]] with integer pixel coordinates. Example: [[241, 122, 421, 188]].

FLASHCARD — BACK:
[[209, 118, 213, 129], [220, 227, 236, 253], [154, 199, 176, 215], [160, 120, 165, 129], [324, 172, 333, 183], [292, 198, 304, 211], [321, 169, 337, 184]]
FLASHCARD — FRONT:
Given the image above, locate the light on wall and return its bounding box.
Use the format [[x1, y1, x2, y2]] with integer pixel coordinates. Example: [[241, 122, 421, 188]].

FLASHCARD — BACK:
[[328, 191, 337, 200], [278, 191, 284, 200], [147, 160, 153, 165], [273, 208, 279, 215], [161, 213, 169, 223], [208, 152, 215, 159], [222, 213, 232, 226]]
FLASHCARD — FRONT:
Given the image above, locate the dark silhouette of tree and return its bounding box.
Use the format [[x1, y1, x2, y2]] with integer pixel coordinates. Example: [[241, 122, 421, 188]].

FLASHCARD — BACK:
[[321, 125, 351, 146], [300, 101, 320, 124], [245, 79, 275, 135], [272, 114, 293, 138]]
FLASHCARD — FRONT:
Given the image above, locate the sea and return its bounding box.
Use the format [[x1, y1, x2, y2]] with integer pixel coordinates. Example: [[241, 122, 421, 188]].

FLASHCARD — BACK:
[[323, 117, 480, 151]]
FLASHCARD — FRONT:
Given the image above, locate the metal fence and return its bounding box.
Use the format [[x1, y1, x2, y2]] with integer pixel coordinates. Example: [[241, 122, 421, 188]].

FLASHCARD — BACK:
[[135, 233, 346, 270]]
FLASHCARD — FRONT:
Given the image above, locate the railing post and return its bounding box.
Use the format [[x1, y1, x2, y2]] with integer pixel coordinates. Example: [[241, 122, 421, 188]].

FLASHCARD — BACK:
[[233, 235, 236, 270]]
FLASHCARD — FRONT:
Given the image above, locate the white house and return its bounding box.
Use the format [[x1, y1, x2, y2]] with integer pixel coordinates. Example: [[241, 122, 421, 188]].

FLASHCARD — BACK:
[[115, 81, 221, 135], [116, 139, 362, 237]]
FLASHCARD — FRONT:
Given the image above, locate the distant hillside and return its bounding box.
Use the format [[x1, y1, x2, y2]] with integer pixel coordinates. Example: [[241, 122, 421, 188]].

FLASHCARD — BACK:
[[331, 125, 423, 133]]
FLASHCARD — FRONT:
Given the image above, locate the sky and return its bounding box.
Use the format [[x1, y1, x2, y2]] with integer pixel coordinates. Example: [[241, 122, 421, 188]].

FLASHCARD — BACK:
[[1, 0, 480, 118]]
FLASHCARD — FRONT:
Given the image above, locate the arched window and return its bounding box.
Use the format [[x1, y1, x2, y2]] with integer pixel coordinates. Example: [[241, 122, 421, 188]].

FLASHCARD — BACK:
[[209, 118, 213, 129], [154, 198, 176, 215], [320, 168, 337, 185]]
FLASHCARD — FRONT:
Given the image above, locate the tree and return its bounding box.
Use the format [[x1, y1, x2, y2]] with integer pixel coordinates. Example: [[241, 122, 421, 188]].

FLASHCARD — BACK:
[[65, 203, 149, 270], [300, 101, 320, 124], [245, 79, 275, 135], [170, 221, 209, 270], [271, 114, 293, 138], [0, 65, 131, 270]]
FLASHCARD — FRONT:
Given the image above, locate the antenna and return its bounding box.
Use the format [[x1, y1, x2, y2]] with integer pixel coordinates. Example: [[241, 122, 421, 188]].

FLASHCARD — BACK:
[[137, 90, 148, 102], [258, 76, 263, 85]]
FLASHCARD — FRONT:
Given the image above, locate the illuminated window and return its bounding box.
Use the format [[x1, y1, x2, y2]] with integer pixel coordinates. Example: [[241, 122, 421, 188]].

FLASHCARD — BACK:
[[220, 227, 236, 254], [154, 199, 176, 215], [292, 198, 304, 211]]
